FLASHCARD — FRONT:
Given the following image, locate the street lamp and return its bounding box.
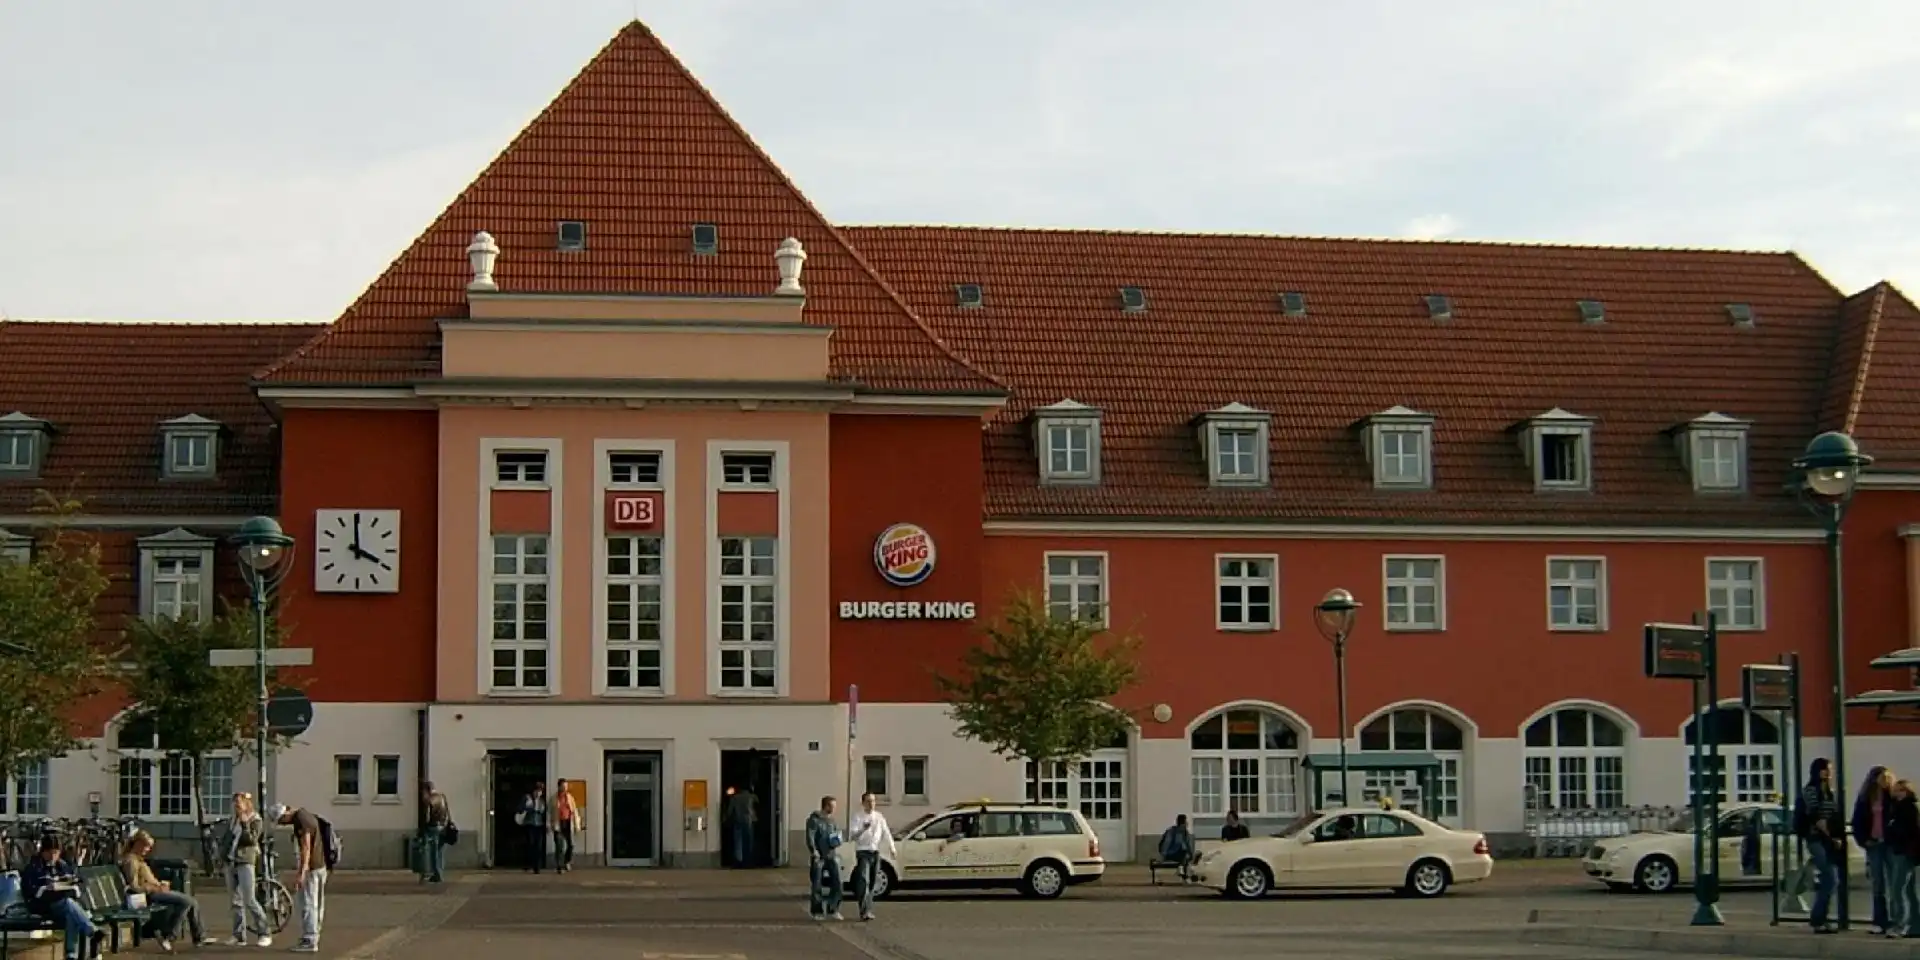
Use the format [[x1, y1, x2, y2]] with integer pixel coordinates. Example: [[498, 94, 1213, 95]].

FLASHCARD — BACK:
[[1314, 588, 1362, 807], [1793, 430, 1872, 929], [231, 516, 295, 816]]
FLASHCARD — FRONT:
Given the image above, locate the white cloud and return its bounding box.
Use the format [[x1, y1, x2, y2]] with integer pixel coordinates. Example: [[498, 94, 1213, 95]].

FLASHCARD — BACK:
[[1402, 215, 1461, 241]]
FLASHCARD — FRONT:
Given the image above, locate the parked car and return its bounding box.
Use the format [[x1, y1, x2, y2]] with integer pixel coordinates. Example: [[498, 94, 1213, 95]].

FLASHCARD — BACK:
[[837, 800, 1106, 899], [1583, 801, 1867, 894], [1191, 807, 1492, 899]]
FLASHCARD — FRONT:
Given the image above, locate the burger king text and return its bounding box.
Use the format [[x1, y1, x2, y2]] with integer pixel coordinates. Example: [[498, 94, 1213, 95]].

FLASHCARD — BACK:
[[838, 600, 977, 620]]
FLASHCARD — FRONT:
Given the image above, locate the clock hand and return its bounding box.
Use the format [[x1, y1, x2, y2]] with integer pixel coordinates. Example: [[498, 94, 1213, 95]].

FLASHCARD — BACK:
[[351, 513, 364, 554]]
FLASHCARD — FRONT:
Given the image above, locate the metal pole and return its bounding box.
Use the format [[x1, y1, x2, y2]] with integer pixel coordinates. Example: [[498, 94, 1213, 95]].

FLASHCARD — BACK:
[[1827, 510, 1851, 929], [1787, 652, 1804, 866], [1335, 636, 1350, 807], [1693, 615, 1723, 925], [1691, 673, 1708, 920], [254, 576, 270, 815]]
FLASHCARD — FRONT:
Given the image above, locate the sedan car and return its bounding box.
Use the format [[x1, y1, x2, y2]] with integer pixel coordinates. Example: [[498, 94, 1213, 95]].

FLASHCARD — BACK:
[[1583, 802, 1867, 894], [1192, 807, 1493, 899]]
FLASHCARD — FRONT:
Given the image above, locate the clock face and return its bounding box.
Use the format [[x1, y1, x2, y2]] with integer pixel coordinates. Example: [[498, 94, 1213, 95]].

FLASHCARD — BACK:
[[314, 509, 401, 594]]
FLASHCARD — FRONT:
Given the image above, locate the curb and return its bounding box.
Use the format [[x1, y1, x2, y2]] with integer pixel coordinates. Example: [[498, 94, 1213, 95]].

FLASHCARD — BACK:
[[1520, 923, 1920, 959]]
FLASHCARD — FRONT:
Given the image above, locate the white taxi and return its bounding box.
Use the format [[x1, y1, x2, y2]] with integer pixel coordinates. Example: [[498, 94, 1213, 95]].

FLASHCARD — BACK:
[[1582, 802, 1868, 893], [837, 801, 1106, 899], [1192, 807, 1493, 899]]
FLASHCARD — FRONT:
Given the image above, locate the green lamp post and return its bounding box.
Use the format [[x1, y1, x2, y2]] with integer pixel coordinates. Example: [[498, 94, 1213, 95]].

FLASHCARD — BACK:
[[230, 516, 295, 814]]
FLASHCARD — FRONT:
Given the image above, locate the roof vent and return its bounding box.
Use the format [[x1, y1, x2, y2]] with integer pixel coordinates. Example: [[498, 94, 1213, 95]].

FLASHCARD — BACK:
[[557, 220, 587, 251], [773, 237, 806, 296], [1119, 286, 1147, 312], [1280, 291, 1307, 317], [1726, 303, 1755, 328], [956, 283, 984, 308], [1424, 294, 1453, 321], [466, 231, 500, 292], [692, 223, 719, 256], [1577, 300, 1606, 324]]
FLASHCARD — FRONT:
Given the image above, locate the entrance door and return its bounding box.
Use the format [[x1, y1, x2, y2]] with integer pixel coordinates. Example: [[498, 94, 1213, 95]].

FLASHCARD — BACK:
[[1027, 746, 1130, 861], [485, 749, 548, 870], [604, 751, 661, 867], [719, 749, 783, 867]]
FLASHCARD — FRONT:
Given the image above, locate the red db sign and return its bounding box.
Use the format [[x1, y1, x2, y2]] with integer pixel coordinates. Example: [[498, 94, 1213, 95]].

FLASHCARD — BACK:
[[607, 492, 661, 530]]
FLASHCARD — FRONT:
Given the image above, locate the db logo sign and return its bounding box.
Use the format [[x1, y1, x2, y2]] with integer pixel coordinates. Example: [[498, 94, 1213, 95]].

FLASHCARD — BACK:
[[873, 523, 936, 587], [609, 493, 659, 530]]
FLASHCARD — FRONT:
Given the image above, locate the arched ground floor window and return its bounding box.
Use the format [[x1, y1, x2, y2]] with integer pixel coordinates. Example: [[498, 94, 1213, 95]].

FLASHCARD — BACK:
[[1523, 706, 1628, 811], [114, 713, 235, 820], [1026, 727, 1129, 858], [1359, 706, 1466, 824], [1684, 704, 1783, 805], [1188, 706, 1303, 820]]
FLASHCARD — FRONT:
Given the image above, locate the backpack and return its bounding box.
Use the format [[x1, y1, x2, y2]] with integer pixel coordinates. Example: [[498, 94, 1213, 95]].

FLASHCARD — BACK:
[[1792, 792, 1811, 839], [316, 815, 343, 870]]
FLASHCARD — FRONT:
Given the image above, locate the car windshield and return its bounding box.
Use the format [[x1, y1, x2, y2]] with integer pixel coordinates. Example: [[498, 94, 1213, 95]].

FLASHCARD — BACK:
[[900, 813, 938, 836], [1665, 812, 1696, 832], [1273, 813, 1317, 838]]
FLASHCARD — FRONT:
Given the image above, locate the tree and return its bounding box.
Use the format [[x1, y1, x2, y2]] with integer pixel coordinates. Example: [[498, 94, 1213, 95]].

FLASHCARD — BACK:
[[0, 512, 117, 814], [934, 590, 1143, 803], [121, 602, 299, 873]]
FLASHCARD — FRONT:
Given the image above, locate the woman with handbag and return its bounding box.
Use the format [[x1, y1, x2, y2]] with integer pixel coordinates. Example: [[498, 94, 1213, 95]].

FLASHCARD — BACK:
[[517, 782, 549, 874], [553, 779, 580, 873], [225, 792, 271, 946]]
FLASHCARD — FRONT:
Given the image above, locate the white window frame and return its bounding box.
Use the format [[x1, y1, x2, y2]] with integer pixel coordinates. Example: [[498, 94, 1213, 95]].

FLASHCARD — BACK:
[[901, 756, 930, 805], [1381, 555, 1445, 631], [1043, 551, 1109, 626], [1356, 707, 1464, 823], [1362, 408, 1437, 489], [1522, 707, 1628, 812], [0, 430, 43, 477], [492, 449, 551, 490], [489, 533, 553, 694], [159, 415, 221, 480], [1534, 427, 1591, 490], [1684, 704, 1783, 805], [718, 451, 777, 490], [1545, 556, 1607, 632], [863, 755, 891, 803], [2, 758, 51, 818], [706, 441, 790, 697], [1705, 557, 1765, 631], [333, 755, 362, 803], [478, 439, 563, 696], [1215, 554, 1277, 631], [1690, 431, 1746, 491], [1033, 401, 1103, 485], [597, 441, 675, 697], [0, 529, 29, 565], [1188, 707, 1303, 819], [1211, 426, 1262, 483], [604, 533, 667, 694], [137, 528, 215, 624], [715, 535, 777, 694], [1195, 404, 1271, 487], [114, 716, 235, 822], [373, 754, 402, 803]]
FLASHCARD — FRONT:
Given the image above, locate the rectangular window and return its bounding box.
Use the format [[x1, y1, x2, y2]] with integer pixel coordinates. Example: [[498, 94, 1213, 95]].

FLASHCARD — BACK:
[[117, 757, 154, 817], [863, 756, 890, 800], [0, 432, 35, 472], [148, 555, 205, 622], [1044, 423, 1094, 480], [9, 759, 49, 817], [608, 451, 662, 486], [166, 433, 213, 475], [1695, 433, 1743, 489], [494, 451, 548, 486], [1383, 556, 1444, 630], [490, 535, 551, 691], [1378, 428, 1428, 485], [720, 452, 775, 487], [1707, 559, 1763, 630], [1547, 557, 1605, 630], [605, 535, 665, 692], [1045, 553, 1106, 624], [374, 755, 401, 798], [1538, 432, 1589, 487], [1216, 556, 1276, 630], [335, 756, 360, 797], [1213, 427, 1260, 482], [718, 536, 776, 691], [902, 756, 929, 803]]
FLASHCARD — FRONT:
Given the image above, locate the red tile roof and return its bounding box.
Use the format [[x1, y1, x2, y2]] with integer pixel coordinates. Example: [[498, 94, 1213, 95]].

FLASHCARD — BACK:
[[844, 227, 1846, 525], [1838, 284, 1920, 470], [0, 321, 324, 515], [257, 23, 1000, 397]]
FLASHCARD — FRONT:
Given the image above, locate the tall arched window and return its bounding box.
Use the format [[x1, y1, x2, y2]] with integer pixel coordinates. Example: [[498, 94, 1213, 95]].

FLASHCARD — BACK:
[[1684, 705, 1782, 804], [1188, 707, 1302, 820], [1359, 707, 1466, 823], [1523, 707, 1627, 811]]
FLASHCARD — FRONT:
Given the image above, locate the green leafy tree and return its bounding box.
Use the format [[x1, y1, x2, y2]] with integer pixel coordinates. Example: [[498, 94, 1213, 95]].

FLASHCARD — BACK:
[[935, 590, 1143, 803], [121, 603, 299, 872], [0, 511, 118, 813]]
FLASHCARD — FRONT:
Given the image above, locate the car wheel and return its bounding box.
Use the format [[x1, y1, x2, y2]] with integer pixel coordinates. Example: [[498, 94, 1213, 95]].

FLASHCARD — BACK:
[[1022, 860, 1068, 899], [1405, 858, 1451, 898], [873, 863, 896, 900], [1224, 860, 1272, 900], [1633, 855, 1678, 894]]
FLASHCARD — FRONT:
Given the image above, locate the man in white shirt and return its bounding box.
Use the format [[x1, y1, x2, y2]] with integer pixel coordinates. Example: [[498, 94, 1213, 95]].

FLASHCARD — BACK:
[[848, 791, 896, 921]]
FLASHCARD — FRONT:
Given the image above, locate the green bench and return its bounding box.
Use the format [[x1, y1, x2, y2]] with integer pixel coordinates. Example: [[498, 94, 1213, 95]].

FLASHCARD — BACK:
[[0, 864, 152, 958]]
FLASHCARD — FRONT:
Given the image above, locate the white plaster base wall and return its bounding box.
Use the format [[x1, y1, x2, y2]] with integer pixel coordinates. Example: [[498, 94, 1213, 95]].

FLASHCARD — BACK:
[[282, 703, 426, 867], [425, 702, 844, 868]]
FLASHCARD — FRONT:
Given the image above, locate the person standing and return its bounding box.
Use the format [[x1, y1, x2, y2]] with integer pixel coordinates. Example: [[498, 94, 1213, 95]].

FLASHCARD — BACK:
[[806, 796, 844, 920], [553, 779, 579, 874], [225, 791, 271, 946], [21, 834, 103, 960], [1220, 809, 1250, 842], [1857, 766, 1896, 934], [1796, 758, 1844, 934], [420, 780, 451, 884], [848, 792, 895, 921], [725, 786, 757, 868], [517, 782, 549, 874], [1886, 779, 1920, 938], [269, 803, 328, 954]]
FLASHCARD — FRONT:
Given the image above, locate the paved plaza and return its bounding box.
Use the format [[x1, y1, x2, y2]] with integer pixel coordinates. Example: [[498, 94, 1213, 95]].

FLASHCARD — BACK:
[[39, 863, 1919, 960]]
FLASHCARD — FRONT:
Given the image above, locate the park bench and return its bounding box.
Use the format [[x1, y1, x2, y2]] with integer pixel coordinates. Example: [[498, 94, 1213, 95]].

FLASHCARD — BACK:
[[0, 864, 156, 957], [1148, 856, 1194, 885]]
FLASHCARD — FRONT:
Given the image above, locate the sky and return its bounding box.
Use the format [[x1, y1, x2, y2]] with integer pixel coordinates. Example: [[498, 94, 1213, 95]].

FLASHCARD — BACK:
[[1, 0, 1915, 322]]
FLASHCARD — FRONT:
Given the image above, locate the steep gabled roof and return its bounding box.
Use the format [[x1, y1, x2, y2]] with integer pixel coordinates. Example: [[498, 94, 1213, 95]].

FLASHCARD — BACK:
[[0, 320, 324, 514], [258, 23, 999, 396], [844, 226, 1842, 525], [1839, 283, 1920, 470]]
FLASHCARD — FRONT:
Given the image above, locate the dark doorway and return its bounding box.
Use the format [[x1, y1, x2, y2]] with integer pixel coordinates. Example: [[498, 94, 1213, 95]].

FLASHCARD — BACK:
[[486, 748, 547, 870], [719, 749, 781, 867], [604, 750, 661, 866]]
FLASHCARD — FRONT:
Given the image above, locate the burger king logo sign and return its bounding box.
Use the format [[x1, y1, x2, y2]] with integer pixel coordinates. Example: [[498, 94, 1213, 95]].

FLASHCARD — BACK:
[[873, 523, 936, 587]]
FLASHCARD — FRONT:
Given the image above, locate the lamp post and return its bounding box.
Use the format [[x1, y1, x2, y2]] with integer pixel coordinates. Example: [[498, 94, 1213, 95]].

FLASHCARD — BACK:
[[1793, 431, 1872, 929], [230, 516, 295, 815], [1314, 588, 1362, 807]]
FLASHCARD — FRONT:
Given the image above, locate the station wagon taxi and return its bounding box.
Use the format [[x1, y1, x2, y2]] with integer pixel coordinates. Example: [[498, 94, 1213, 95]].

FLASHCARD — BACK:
[[838, 800, 1106, 899]]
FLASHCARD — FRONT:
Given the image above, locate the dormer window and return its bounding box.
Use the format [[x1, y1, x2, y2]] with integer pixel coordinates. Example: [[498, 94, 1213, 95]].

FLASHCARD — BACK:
[[1194, 403, 1271, 486], [1032, 399, 1102, 484], [1674, 412, 1750, 492], [0, 412, 52, 479], [1359, 406, 1435, 489], [1517, 408, 1595, 492], [159, 414, 221, 480]]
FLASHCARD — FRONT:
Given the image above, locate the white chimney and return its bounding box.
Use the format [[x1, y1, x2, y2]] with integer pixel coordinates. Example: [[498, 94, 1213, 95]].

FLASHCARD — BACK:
[[467, 231, 501, 292], [774, 237, 807, 296]]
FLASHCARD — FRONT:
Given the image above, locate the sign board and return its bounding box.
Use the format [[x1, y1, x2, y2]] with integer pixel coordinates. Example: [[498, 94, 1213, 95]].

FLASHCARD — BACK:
[[1644, 623, 1709, 680], [837, 600, 977, 620], [606, 492, 662, 531], [1742, 664, 1793, 711], [563, 778, 587, 814], [682, 778, 708, 811], [210, 647, 314, 668], [265, 688, 314, 737], [873, 523, 937, 587]]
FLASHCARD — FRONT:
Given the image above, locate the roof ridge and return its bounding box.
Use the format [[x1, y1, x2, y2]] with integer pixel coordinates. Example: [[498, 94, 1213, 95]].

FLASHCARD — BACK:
[[1841, 283, 1891, 436], [6, 318, 326, 328]]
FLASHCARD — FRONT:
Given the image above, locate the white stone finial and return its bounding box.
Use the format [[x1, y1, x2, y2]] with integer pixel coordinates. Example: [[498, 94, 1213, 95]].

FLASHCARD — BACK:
[[467, 231, 500, 292], [774, 237, 807, 296]]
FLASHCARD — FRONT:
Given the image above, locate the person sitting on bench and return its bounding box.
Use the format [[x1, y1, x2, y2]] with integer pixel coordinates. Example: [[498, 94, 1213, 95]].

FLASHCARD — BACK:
[[1157, 815, 1197, 882], [20, 835, 103, 960]]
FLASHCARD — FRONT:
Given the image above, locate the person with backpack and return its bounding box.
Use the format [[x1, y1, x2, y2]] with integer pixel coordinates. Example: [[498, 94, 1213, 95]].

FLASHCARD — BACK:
[[1854, 766, 1896, 934], [1795, 758, 1845, 934], [269, 802, 339, 954]]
